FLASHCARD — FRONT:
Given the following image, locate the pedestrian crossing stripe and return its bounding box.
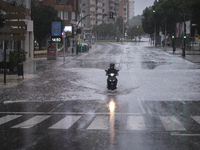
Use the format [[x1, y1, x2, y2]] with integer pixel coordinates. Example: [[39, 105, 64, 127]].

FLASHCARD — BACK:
[[49, 115, 81, 129], [0, 115, 200, 131], [159, 116, 186, 131], [0, 115, 21, 125], [127, 116, 147, 130], [87, 116, 109, 130], [12, 115, 51, 129]]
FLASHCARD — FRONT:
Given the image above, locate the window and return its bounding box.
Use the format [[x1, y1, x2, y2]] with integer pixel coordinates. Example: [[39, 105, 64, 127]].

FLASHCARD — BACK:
[[58, 11, 68, 19], [56, 0, 67, 5], [82, 3, 86, 6]]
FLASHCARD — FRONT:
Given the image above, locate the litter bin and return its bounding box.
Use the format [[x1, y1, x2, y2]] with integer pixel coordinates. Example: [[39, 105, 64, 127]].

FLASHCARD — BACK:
[[18, 63, 23, 76], [78, 44, 85, 53]]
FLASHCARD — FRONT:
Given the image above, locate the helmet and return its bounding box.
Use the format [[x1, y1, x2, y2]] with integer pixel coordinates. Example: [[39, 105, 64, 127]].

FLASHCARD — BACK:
[[110, 63, 115, 69]]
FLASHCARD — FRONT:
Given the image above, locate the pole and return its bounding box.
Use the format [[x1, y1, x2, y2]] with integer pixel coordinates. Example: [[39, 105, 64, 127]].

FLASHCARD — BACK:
[[164, 15, 166, 50], [178, 6, 185, 57], [4, 41, 7, 84], [63, 35, 65, 61], [123, 2, 124, 44], [154, 19, 156, 47], [63, 0, 67, 61]]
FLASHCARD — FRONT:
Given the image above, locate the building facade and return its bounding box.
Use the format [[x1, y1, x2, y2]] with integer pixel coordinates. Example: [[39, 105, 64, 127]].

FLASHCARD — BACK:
[[35, 0, 80, 26], [129, 0, 134, 20], [0, 0, 34, 60], [80, 0, 120, 40], [119, 0, 129, 24]]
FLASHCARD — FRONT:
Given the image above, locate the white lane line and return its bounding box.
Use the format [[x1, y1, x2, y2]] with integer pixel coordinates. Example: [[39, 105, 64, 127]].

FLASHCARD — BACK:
[[138, 99, 146, 114], [159, 116, 186, 131], [11, 115, 50, 129], [49, 115, 81, 129], [191, 116, 200, 124], [171, 133, 200, 136], [0, 115, 22, 125], [87, 116, 109, 130], [143, 102, 152, 114], [4, 99, 29, 104], [127, 116, 147, 130], [0, 112, 143, 115]]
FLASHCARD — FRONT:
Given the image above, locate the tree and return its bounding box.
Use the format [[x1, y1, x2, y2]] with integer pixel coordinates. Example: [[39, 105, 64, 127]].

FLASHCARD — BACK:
[[129, 15, 142, 28], [0, 9, 5, 29], [191, 0, 200, 34], [128, 26, 144, 41], [31, 0, 62, 49], [141, 0, 194, 37]]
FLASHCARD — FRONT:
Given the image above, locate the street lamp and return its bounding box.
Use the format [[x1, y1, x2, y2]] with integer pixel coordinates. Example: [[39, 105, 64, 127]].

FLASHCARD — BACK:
[[81, 4, 95, 53], [178, 6, 186, 57], [63, 0, 67, 61]]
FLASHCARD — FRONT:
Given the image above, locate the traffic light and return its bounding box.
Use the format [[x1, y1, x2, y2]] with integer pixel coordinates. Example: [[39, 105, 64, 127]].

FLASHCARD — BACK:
[[152, 6, 155, 13], [172, 35, 175, 39], [77, 28, 82, 34], [110, 12, 113, 19], [184, 32, 186, 38]]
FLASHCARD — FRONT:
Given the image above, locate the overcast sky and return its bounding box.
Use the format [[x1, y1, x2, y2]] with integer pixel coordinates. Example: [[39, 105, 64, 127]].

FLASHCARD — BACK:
[[134, 0, 155, 16]]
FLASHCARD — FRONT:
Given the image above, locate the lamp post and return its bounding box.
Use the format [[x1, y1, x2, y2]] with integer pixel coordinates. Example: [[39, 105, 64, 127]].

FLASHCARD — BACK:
[[63, 0, 67, 61], [81, 5, 95, 53], [178, 6, 186, 57]]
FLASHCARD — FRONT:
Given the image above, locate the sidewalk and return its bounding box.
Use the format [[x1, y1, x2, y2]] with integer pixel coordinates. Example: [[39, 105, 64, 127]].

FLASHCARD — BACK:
[[0, 44, 99, 90], [157, 46, 200, 63]]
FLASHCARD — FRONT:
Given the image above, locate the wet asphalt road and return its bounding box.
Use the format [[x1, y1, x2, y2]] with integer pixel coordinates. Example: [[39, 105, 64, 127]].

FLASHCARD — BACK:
[[0, 41, 200, 150]]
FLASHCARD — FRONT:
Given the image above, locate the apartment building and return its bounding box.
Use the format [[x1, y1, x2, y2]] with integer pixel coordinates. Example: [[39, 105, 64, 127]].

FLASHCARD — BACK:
[[80, 0, 119, 40], [119, 0, 129, 24], [129, 0, 134, 20], [35, 0, 80, 25], [103, 0, 119, 24], [0, 0, 34, 60]]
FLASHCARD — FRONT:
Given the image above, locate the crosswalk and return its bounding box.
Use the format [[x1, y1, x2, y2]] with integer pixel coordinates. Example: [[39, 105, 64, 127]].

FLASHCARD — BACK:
[[0, 114, 200, 132]]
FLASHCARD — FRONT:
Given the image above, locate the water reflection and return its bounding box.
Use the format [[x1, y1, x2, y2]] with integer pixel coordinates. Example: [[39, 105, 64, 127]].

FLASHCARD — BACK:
[[108, 99, 116, 149]]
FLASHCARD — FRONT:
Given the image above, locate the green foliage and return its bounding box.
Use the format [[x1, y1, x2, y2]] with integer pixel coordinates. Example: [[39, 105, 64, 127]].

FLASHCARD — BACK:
[[31, 0, 62, 49], [92, 23, 117, 38], [9, 49, 27, 67], [0, 9, 5, 29], [141, 0, 200, 36], [129, 15, 142, 28], [92, 16, 127, 39], [127, 26, 144, 40]]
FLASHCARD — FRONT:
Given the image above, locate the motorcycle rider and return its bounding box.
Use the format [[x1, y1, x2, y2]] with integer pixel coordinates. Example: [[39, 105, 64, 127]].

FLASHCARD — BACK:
[[106, 63, 118, 88]]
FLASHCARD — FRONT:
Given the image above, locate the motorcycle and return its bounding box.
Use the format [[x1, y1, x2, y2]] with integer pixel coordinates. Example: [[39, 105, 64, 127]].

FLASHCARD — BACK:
[[105, 70, 119, 90]]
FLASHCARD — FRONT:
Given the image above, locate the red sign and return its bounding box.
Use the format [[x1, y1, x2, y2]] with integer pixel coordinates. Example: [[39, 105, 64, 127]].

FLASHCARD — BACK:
[[47, 42, 56, 55]]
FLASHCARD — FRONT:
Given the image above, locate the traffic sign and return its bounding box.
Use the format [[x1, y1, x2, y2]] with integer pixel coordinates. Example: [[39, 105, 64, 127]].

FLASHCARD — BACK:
[[12, 35, 25, 41], [4, 6, 25, 12], [0, 35, 11, 41], [0, 26, 12, 33], [5, 14, 25, 19], [6, 21, 25, 26]]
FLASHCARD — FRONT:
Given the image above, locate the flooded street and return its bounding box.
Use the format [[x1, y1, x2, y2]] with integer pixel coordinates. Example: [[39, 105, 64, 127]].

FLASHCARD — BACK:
[[0, 41, 200, 150]]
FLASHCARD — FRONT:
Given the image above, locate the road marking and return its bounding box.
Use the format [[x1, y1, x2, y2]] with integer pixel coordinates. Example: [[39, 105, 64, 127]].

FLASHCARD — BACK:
[[127, 116, 147, 130], [49, 115, 81, 129], [171, 133, 200, 136], [3, 99, 29, 104], [0, 115, 21, 125], [159, 116, 186, 131], [11, 115, 50, 129], [138, 99, 146, 114], [143, 102, 152, 114], [191, 116, 200, 124], [0, 112, 143, 115], [87, 116, 109, 130]]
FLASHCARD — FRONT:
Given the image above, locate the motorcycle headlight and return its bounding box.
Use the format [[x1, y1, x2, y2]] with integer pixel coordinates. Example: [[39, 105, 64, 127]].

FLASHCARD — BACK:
[[110, 73, 115, 77]]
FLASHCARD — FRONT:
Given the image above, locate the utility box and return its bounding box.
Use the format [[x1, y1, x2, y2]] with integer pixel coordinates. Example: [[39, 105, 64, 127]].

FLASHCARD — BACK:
[[17, 63, 23, 76]]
